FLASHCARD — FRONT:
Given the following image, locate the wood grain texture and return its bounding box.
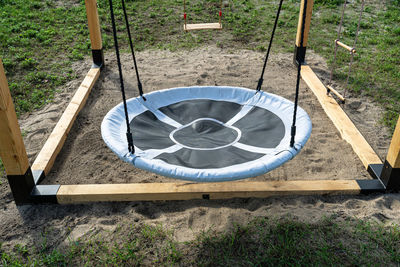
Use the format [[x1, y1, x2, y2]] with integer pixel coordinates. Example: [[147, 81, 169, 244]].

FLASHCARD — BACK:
[[387, 116, 400, 168], [296, 0, 314, 47], [85, 0, 102, 50], [301, 65, 382, 168], [0, 59, 9, 111], [57, 180, 361, 203], [184, 23, 222, 31], [0, 58, 30, 175], [31, 68, 100, 175]]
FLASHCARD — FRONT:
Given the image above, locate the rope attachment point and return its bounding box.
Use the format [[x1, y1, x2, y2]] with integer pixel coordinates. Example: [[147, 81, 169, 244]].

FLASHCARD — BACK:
[[290, 126, 296, 147], [256, 78, 264, 92], [138, 80, 146, 101], [126, 132, 134, 153]]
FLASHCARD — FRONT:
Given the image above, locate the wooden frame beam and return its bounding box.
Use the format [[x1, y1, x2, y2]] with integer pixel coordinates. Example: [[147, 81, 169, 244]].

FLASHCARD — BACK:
[[31, 67, 100, 181], [55, 180, 384, 204], [301, 65, 382, 169]]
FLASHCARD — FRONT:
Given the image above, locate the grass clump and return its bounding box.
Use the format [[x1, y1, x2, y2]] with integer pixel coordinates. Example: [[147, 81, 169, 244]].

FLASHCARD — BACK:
[[0, 0, 86, 115], [1, 223, 182, 266], [1, 217, 399, 266], [190, 217, 400, 266]]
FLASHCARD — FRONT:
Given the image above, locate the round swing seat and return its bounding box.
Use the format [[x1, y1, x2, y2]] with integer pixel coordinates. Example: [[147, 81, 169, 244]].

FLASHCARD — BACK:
[[101, 86, 312, 182]]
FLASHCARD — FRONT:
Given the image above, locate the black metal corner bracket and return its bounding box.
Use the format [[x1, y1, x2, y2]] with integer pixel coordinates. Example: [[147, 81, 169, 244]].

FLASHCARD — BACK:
[[30, 185, 60, 204], [293, 45, 307, 66], [6, 167, 35, 205], [380, 160, 400, 191], [356, 179, 385, 194], [368, 161, 400, 192], [367, 164, 383, 180], [32, 169, 45, 185], [92, 49, 104, 69]]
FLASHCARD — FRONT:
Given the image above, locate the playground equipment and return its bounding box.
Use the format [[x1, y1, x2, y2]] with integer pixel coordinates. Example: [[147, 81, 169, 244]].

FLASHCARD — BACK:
[[103, 0, 311, 181], [183, 0, 223, 31], [102, 85, 312, 181], [0, 0, 399, 205], [326, 0, 366, 104]]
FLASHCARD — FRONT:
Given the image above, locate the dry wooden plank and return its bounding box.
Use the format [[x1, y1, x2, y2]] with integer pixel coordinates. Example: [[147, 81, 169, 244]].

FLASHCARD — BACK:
[[296, 0, 314, 47], [184, 23, 222, 31], [335, 40, 356, 54], [57, 180, 361, 203], [31, 68, 100, 175], [0, 58, 30, 175], [85, 0, 102, 50], [326, 85, 346, 103], [0, 59, 9, 111], [301, 65, 382, 168], [387, 115, 400, 168]]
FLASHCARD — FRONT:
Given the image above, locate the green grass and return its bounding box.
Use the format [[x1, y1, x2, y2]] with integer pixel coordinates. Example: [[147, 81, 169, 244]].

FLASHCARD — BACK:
[[1, 216, 399, 266], [309, 0, 400, 132], [1, 223, 182, 266], [193, 216, 400, 266], [0, 0, 87, 115], [0, 0, 399, 129]]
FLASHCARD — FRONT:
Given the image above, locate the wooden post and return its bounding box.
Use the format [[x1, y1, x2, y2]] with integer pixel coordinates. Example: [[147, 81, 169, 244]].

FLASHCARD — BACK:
[[381, 116, 400, 190], [0, 58, 35, 204], [85, 0, 104, 68], [293, 0, 314, 65]]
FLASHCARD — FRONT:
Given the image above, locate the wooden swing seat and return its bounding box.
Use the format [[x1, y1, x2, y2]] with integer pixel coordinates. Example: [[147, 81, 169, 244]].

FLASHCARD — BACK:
[[184, 22, 222, 31]]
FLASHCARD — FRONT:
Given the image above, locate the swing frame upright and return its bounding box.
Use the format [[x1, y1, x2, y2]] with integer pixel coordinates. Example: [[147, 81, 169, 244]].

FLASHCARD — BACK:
[[0, 0, 399, 205]]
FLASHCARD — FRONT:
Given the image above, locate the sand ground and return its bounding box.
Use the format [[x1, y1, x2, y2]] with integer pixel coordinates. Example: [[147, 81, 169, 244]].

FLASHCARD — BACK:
[[0, 47, 398, 250]]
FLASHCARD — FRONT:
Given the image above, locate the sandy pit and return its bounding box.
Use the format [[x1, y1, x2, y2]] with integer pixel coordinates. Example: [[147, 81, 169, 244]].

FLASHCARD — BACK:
[[0, 46, 398, 249]]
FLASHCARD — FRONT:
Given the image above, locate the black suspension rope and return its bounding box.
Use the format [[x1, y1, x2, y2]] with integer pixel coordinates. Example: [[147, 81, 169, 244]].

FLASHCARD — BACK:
[[121, 0, 146, 100], [256, 0, 284, 91], [108, 0, 134, 153], [290, 0, 308, 148]]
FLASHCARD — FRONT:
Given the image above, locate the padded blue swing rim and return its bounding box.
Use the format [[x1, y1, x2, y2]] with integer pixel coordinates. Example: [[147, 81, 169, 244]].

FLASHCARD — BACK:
[[101, 86, 312, 182]]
